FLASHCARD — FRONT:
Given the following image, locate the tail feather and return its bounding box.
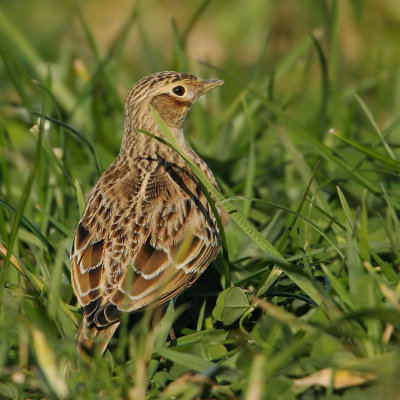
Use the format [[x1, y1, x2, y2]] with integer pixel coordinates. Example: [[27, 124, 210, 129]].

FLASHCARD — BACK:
[[77, 316, 120, 355]]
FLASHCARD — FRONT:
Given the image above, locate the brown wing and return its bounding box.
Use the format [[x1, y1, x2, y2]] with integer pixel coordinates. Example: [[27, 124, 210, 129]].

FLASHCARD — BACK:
[[70, 215, 105, 324], [71, 157, 223, 333]]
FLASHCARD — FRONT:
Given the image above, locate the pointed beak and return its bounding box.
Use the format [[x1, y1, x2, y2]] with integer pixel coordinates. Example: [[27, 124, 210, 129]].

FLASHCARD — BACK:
[[199, 79, 224, 95]]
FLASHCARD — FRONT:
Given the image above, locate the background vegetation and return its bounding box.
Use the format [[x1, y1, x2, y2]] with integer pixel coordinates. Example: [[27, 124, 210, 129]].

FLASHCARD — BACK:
[[1, 0, 400, 398]]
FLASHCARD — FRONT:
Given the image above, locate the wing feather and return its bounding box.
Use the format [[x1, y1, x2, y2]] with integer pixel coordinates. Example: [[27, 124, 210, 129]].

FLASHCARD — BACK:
[[72, 156, 227, 352]]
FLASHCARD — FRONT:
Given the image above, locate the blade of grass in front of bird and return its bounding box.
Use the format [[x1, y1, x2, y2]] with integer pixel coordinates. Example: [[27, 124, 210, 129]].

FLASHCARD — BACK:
[[139, 110, 232, 287], [148, 105, 286, 265]]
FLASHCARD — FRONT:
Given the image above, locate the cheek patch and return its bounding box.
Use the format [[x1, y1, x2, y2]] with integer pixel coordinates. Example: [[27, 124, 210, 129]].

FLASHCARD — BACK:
[[150, 94, 192, 128]]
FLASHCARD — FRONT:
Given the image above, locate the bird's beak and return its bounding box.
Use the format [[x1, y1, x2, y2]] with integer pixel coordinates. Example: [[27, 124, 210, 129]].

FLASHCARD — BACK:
[[199, 79, 224, 95]]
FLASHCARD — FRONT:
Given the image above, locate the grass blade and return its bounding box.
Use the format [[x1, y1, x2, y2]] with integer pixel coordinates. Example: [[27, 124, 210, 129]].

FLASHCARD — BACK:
[[148, 106, 286, 265], [354, 93, 396, 160], [0, 198, 56, 255], [154, 346, 216, 372], [1, 101, 44, 287], [242, 97, 256, 217], [331, 130, 400, 172], [248, 88, 381, 195]]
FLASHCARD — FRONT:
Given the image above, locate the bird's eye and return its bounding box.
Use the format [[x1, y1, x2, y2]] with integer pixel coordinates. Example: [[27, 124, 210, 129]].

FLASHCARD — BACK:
[[172, 86, 185, 96]]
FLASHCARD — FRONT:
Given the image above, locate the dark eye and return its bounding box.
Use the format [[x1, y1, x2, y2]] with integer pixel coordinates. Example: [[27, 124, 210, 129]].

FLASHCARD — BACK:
[[172, 86, 185, 96]]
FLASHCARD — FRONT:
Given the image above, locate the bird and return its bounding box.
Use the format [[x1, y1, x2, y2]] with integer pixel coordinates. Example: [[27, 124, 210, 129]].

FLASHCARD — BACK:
[[70, 71, 229, 354]]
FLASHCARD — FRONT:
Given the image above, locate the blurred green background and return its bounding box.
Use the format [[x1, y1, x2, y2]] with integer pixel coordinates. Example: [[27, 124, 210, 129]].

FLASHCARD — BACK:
[[2, 0, 399, 202], [2, 0, 400, 106], [1, 1, 400, 399]]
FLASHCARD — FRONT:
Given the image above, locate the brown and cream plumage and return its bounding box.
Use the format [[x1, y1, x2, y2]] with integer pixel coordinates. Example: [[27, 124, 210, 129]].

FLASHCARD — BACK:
[[70, 71, 228, 354]]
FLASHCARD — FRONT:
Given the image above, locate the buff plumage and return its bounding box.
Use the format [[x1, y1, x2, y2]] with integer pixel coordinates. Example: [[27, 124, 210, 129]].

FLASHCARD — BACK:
[[70, 71, 228, 354]]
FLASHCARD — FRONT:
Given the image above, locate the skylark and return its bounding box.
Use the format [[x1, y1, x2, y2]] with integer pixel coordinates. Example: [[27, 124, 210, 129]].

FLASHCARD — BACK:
[[70, 71, 228, 354]]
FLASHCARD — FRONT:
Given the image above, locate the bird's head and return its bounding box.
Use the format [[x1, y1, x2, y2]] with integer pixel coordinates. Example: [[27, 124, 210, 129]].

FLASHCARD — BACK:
[[124, 71, 224, 132]]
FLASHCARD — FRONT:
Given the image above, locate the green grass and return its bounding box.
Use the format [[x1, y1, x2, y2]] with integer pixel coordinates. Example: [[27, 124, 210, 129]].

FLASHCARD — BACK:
[[1, 1, 400, 398]]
